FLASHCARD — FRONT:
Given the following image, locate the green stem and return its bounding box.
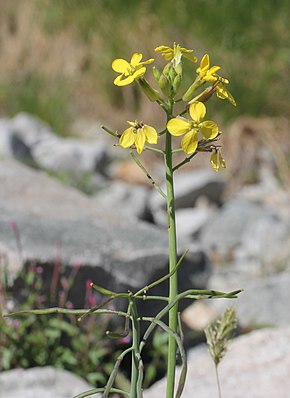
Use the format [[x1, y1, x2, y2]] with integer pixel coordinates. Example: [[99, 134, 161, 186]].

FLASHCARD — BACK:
[[215, 364, 222, 398], [130, 299, 141, 398], [165, 122, 178, 398]]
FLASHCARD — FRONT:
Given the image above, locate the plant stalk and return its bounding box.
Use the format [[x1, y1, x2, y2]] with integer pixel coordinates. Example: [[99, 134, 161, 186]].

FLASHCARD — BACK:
[[165, 128, 178, 398]]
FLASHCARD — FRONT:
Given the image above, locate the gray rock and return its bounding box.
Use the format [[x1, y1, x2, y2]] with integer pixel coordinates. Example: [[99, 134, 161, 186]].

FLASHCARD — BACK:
[[200, 197, 290, 273], [0, 113, 110, 177], [0, 159, 211, 314], [144, 327, 290, 398], [11, 113, 55, 148], [32, 137, 109, 176], [0, 367, 94, 398], [208, 271, 290, 327], [149, 169, 225, 226], [94, 181, 151, 220], [176, 207, 214, 245]]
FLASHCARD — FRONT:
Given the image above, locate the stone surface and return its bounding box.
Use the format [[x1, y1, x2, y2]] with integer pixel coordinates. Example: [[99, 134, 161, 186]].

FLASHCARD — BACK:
[[94, 181, 152, 220], [208, 271, 290, 327], [144, 327, 290, 398], [149, 169, 225, 226], [0, 159, 211, 313], [175, 207, 214, 245], [0, 367, 94, 398], [200, 197, 290, 272], [0, 113, 110, 177]]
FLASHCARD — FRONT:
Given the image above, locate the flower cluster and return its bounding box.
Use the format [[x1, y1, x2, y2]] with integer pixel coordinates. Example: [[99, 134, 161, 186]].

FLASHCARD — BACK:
[[110, 43, 236, 169]]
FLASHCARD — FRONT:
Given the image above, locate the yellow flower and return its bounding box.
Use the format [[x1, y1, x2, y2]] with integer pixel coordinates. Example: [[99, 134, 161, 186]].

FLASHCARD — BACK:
[[167, 101, 219, 154], [112, 53, 154, 86], [197, 54, 236, 106], [210, 151, 226, 172], [155, 43, 197, 66], [119, 121, 158, 154]]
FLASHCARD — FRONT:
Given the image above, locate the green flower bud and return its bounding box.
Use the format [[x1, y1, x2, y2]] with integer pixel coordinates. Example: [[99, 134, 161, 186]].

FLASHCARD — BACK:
[[174, 62, 182, 75], [163, 62, 173, 77], [152, 66, 162, 84], [182, 77, 203, 102], [138, 77, 160, 102], [169, 66, 177, 83], [158, 73, 172, 96], [172, 74, 182, 95]]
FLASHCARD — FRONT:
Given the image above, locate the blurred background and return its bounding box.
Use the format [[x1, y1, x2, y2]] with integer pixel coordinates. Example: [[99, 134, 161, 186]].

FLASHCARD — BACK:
[[1, 1, 290, 396], [0, 0, 289, 134]]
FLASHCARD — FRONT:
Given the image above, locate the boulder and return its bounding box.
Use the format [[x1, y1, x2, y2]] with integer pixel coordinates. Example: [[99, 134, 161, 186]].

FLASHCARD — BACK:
[[149, 169, 225, 226], [200, 197, 290, 273], [0, 367, 94, 398], [0, 159, 211, 316], [94, 181, 152, 221], [144, 327, 290, 398], [0, 113, 110, 177], [208, 271, 290, 328]]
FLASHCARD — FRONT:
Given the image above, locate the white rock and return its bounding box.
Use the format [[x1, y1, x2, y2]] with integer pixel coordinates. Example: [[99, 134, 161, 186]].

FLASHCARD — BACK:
[[144, 327, 290, 398], [0, 367, 95, 398]]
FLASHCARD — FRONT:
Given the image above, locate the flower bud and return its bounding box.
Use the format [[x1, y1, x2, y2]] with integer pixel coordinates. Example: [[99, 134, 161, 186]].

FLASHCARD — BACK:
[[158, 73, 172, 96], [182, 77, 203, 102], [163, 62, 173, 77], [174, 62, 182, 75], [152, 66, 162, 84], [169, 66, 177, 83], [138, 77, 160, 101], [172, 74, 182, 95]]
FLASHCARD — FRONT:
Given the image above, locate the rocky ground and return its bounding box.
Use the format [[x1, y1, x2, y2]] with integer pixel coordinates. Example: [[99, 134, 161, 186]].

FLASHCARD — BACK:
[[1, 113, 290, 397]]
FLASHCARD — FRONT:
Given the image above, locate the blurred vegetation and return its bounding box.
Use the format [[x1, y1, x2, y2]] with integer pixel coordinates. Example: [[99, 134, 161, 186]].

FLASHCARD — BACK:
[[0, 0, 289, 135]]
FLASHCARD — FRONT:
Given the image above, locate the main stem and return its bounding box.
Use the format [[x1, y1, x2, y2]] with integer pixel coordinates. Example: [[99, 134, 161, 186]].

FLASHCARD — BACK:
[[165, 127, 178, 398]]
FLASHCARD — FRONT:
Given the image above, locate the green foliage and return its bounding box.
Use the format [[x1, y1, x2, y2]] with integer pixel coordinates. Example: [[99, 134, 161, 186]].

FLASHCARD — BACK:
[[0, 263, 116, 387], [37, 0, 290, 120], [0, 75, 72, 137]]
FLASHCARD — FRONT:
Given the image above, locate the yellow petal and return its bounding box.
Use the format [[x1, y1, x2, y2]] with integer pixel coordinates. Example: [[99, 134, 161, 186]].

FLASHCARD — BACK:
[[167, 118, 192, 136], [181, 130, 198, 154], [208, 66, 220, 75], [131, 53, 143, 67], [144, 125, 158, 144], [162, 52, 173, 60], [180, 47, 193, 54], [199, 120, 219, 139], [183, 53, 198, 63], [155, 45, 171, 53], [141, 58, 154, 65], [114, 75, 134, 86], [216, 84, 237, 106], [200, 54, 210, 71], [135, 129, 146, 154], [120, 128, 135, 148], [112, 59, 130, 73], [189, 101, 206, 122], [133, 67, 146, 79], [210, 152, 219, 172], [219, 152, 226, 168]]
